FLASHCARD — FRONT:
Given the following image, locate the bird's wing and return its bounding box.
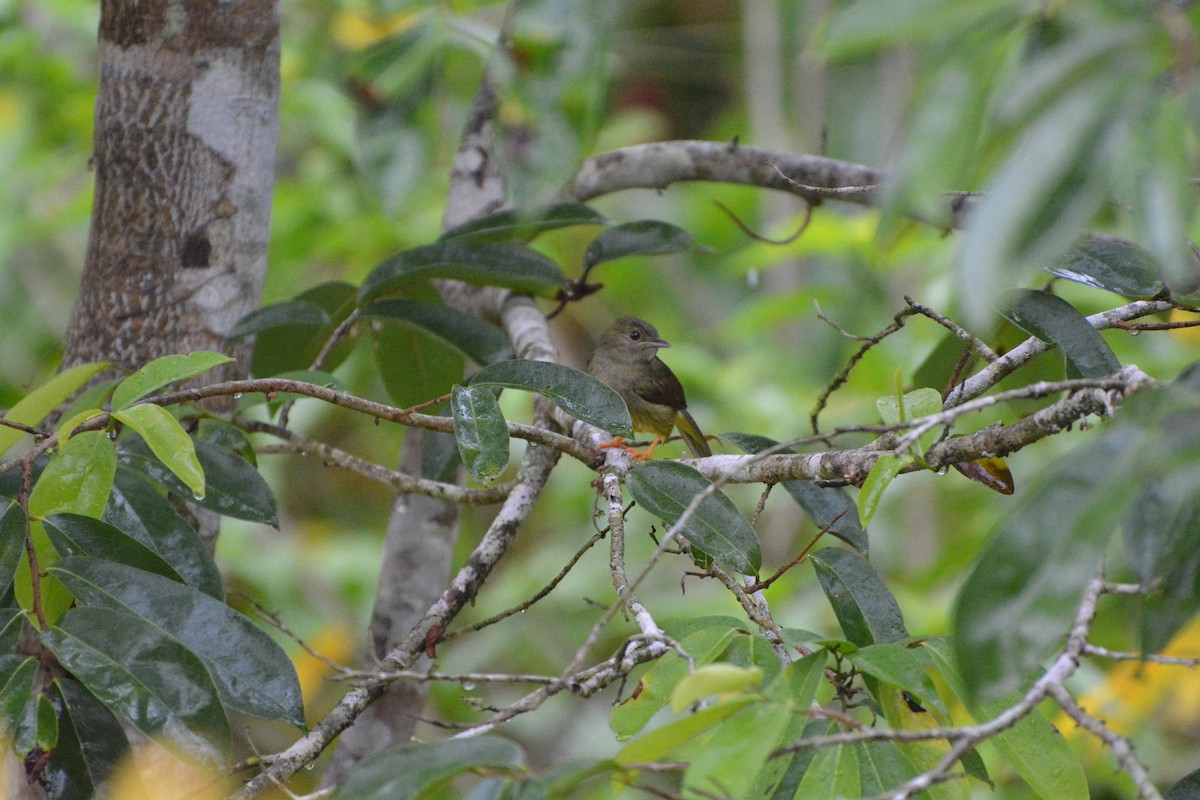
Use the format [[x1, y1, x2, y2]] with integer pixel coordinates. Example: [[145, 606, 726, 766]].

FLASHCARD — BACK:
[[635, 358, 688, 409]]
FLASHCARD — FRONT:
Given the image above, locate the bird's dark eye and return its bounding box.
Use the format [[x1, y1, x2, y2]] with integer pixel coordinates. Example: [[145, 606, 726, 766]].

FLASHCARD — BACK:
[[628, 329, 640, 341]]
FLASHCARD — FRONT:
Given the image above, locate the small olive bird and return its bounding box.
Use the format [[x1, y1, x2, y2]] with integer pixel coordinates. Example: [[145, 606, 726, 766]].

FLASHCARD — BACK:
[[586, 317, 712, 458]]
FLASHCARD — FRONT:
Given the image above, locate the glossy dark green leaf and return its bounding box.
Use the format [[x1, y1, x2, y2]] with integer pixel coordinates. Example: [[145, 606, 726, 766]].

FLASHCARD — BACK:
[[43, 514, 183, 584], [111, 352, 234, 410], [36, 692, 58, 750], [111, 404, 205, 498], [439, 203, 608, 242], [358, 241, 571, 303], [1002, 290, 1121, 379], [1141, 545, 1200, 654], [119, 436, 278, 527], [0, 655, 37, 749], [332, 737, 525, 800], [0, 501, 25, 598], [450, 385, 509, 484], [28, 431, 117, 520], [469, 359, 632, 438], [371, 319, 464, 409], [1123, 469, 1200, 589], [954, 426, 1141, 702], [723, 433, 868, 555], [43, 678, 130, 800], [41, 606, 230, 761], [360, 299, 513, 365], [626, 461, 761, 575], [1166, 767, 1200, 800], [51, 557, 304, 728], [105, 468, 224, 599], [228, 301, 331, 341], [583, 220, 692, 268], [1046, 238, 1164, 298], [250, 283, 359, 379], [0, 608, 26, 653], [811, 547, 908, 647]]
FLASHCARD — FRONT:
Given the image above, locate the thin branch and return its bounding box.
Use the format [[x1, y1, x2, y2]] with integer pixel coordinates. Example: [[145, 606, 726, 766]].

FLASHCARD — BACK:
[[1083, 643, 1200, 667]]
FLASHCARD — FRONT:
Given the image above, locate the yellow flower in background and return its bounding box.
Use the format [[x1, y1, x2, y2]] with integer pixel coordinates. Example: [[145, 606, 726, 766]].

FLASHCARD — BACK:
[[332, 9, 420, 51]]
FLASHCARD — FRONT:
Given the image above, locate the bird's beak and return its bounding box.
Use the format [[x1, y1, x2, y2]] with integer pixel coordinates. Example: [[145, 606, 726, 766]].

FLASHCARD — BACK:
[[649, 337, 670, 349]]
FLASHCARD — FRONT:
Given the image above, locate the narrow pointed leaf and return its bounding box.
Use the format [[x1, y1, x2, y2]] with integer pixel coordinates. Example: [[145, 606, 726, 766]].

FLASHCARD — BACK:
[[627, 461, 762, 575], [111, 352, 234, 411], [359, 240, 570, 303], [858, 454, 913, 527], [469, 359, 633, 438], [0, 655, 38, 750], [0, 362, 110, 457], [43, 514, 183, 583], [670, 664, 762, 713], [28, 431, 117, 519], [811, 547, 908, 646], [360, 299, 513, 365], [228, 301, 331, 341], [616, 698, 754, 765], [112, 405, 205, 498], [724, 432, 868, 554], [0, 501, 25, 598], [439, 203, 608, 242], [450, 385, 509, 483], [41, 606, 230, 761], [50, 557, 304, 728], [106, 469, 223, 599], [332, 738, 525, 800], [119, 436, 278, 526], [1046, 237, 1163, 298], [1003, 290, 1121, 379], [584, 220, 692, 267], [44, 678, 130, 800]]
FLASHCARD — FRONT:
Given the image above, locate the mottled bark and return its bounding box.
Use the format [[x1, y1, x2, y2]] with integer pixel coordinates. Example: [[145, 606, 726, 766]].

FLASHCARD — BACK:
[[64, 0, 280, 383]]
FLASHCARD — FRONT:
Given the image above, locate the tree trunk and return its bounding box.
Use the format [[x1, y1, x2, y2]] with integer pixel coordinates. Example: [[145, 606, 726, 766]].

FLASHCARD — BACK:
[[63, 0, 280, 384]]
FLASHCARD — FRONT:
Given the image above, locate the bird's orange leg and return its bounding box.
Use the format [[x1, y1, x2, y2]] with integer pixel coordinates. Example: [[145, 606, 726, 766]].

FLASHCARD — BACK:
[[598, 435, 663, 459]]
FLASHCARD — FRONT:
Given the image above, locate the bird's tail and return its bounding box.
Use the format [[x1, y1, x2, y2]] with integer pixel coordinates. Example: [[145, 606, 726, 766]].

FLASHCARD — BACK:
[[676, 410, 712, 458]]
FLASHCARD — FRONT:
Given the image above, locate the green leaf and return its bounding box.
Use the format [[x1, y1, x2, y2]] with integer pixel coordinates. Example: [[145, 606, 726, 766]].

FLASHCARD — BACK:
[[371, 320, 464, 409], [41, 606, 231, 761], [358, 241, 571, 303], [583, 220, 692, 267], [0, 362, 110, 458], [1166, 767, 1200, 800], [953, 425, 1141, 702], [723, 433, 869, 555], [469, 359, 633, 438], [450, 385, 510, 484], [28, 431, 117, 519], [119, 436, 278, 526], [670, 663, 762, 713], [610, 619, 740, 738], [112, 404, 205, 499], [438, 203, 608, 242], [876, 388, 942, 426], [36, 692, 58, 750], [850, 642, 942, 712], [44, 678, 130, 800], [0, 501, 26, 598], [111, 352, 234, 411], [794, 742, 860, 799], [43, 514, 183, 583], [683, 696, 791, 798], [228, 301, 331, 341], [627, 461, 762, 575], [106, 468, 224, 599], [1045, 238, 1164, 299], [923, 639, 1087, 800], [250, 283, 358, 378], [0, 609, 26, 653], [360, 299, 513, 365], [51, 557, 304, 728], [857, 741, 919, 795], [615, 697, 754, 766], [332, 738, 526, 800], [811, 547, 909, 647], [815, 0, 1013, 58], [858, 454, 913, 527], [0, 655, 38, 753], [1002, 290, 1121, 379]]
